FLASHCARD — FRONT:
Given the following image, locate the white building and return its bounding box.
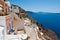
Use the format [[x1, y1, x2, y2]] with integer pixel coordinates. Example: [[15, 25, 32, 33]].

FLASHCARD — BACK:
[[11, 5, 20, 13]]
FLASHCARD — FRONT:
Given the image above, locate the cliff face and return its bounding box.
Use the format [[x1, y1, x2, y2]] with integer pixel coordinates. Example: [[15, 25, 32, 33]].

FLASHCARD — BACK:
[[39, 27, 59, 40], [11, 4, 59, 40]]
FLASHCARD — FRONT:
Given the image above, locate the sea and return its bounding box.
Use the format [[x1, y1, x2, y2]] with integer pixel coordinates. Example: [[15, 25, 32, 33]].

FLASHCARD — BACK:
[[27, 11, 60, 38]]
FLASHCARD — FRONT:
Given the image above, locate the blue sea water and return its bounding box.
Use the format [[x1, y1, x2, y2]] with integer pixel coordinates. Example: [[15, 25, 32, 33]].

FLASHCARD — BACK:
[[27, 12, 60, 38]]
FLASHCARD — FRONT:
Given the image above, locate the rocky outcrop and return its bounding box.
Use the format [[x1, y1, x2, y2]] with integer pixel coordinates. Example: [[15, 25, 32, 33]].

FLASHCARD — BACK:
[[11, 13, 24, 30], [35, 22, 59, 40]]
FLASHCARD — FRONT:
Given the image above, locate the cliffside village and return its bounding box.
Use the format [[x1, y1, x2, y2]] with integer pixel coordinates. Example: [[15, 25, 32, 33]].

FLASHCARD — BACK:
[[0, 0, 59, 40]]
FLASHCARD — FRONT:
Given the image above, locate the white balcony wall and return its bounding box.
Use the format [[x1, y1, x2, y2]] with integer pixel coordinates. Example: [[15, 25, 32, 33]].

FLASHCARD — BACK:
[[0, 16, 6, 35]]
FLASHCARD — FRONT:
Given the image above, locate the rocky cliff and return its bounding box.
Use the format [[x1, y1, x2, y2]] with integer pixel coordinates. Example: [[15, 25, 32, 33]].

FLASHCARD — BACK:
[[15, 5, 59, 40]]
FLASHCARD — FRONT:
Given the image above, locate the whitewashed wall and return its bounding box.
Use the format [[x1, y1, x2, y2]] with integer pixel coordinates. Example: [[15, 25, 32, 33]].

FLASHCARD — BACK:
[[0, 16, 6, 40]]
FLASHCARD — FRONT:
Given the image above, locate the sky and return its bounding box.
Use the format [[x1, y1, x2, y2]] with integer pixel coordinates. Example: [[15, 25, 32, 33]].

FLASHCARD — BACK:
[[9, 0, 60, 13]]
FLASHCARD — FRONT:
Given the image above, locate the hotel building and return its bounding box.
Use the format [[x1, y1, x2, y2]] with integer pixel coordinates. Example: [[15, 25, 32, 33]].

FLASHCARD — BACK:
[[0, 0, 8, 15]]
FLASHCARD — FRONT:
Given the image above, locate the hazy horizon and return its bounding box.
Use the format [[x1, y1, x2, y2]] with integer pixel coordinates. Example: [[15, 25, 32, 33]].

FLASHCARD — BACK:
[[9, 0, 60, 13]]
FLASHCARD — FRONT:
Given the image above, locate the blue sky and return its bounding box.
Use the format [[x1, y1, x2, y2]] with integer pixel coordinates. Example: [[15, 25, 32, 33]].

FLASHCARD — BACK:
[[9, 0, 60, 13]]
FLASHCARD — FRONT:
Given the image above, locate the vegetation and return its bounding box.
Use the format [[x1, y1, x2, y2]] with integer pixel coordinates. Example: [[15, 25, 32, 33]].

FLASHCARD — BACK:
[[5, 12, 9, 15], [19, 14, 23, 19]]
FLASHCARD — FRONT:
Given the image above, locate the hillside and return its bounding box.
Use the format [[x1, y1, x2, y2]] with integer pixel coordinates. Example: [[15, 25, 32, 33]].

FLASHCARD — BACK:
[[15, 6, 59, 40]]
